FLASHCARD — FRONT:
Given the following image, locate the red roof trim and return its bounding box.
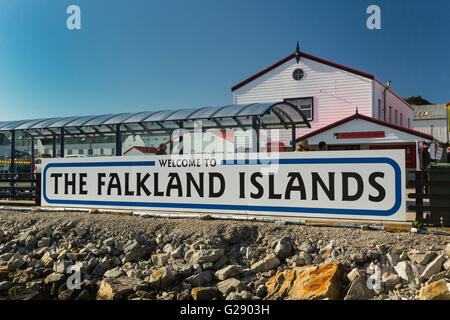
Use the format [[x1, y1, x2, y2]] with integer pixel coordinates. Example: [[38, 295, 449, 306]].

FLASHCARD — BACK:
[[231, 53, 296, 92], [231, 51, 375, 92], [295, 113, 434, 143]]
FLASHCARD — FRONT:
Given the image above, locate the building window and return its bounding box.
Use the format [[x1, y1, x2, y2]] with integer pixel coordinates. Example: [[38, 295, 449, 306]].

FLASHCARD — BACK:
[[389, 106, 392, 122], [79, 149, 84, 155], [378, 99, 382, 120], [400, 113, 403, 126], [284, 97, 314, 121], [408, 118, 410, 129], [395, 110, 398, 124], [67, 149, 73, 155]]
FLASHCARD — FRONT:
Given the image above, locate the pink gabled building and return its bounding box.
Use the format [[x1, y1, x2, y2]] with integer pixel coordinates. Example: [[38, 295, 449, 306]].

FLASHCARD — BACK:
[[231, 45, 414, 146]]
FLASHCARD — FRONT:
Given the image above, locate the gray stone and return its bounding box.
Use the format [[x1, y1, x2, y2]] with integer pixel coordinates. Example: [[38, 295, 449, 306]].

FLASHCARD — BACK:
[[394, 261, 415, 282], [103, 237, 115, 247], [256, 284, 267, 297], [190, 249, 225, 265], [213, 255, 228, 270], [203, 262, 214, 270], [299, 240, 315, 253], [444, 259, 450, 271], [0, 252, 14, 262], [37, 237, 51, 248], [7, 252, 25, 271], [93, 261, 111, 276], [191, 287, 218, 300], [386, 253, 399, 267], [344, 276, 374, 300], [163, 243, 173, 254], [170, 246, 183, 259], [382, 272, 401, 290], [425, 271, 446, 285], [123, 240, 139, 254], [274, 237, 293, 260], [185, 271, 215, 287], [420, 254, 446, 282], [54, 260, 70, 274], [124, 247, 147, 263], [0, 281, 12, 291], [104, 268, 125, 278], [408, 250, 436, 266], [300, 252, 313, 265], [215, 265, 243, 281], [148, 267, 176, 289], [366, 250, 380, 260], [251, 254, 280, 273], [347, 268, 365, 282], [216, 278, 246, 296], [151, 253, 170, 266], [74, 227, 87, 237], [319, 241, 334, 259], [97, 277, 142, 300]]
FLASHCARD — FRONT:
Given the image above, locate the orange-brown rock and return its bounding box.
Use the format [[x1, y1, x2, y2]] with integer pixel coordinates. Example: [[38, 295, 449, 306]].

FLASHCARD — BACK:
[[264, 263, 345, 300], [419, 279, 450, 300]]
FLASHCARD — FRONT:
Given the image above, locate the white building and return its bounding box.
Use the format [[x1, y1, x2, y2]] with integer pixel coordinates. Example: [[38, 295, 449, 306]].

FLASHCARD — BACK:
[[232, 45, 414, 147], [412, 104, 449, 144]]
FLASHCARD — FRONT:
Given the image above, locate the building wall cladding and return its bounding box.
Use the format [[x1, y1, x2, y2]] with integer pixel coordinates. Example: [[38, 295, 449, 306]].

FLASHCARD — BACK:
[[412, 104, 448, 143], [374, 80, 414, 127], [233, 55, 412, 146]]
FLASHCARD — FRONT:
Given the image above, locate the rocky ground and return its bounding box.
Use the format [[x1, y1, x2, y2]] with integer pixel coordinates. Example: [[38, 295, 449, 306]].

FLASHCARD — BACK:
[[0, 209, 449, 300]]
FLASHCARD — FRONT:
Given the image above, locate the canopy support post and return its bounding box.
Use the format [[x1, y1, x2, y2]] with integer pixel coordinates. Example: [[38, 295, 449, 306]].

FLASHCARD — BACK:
[[179, 121, 184, 155], [52, 135, 57, 157], [292, 124, 296, 151], [115, 124, 122, 156], [60, 128, 65, 158], [252, 116, 259, 153], [10, 131, 15, 193]]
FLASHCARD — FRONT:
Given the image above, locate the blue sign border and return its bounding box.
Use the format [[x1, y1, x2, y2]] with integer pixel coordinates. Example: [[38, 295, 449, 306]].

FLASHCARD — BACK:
[[42, 157, 402, 217]]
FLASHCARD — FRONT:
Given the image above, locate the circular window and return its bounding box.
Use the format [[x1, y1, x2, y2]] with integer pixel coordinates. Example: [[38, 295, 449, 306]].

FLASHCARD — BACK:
[[292, 68, 304, 81]]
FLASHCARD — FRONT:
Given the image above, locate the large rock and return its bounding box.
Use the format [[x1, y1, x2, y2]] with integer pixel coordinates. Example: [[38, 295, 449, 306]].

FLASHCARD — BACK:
[[407, 250, 435, 266], [394, 261, 414, 282], [347, 268, 364, 283], [420, 254, 446, 282], [419, 279, 450, 300], [97, 277, 146, 300], [7, 252, 25, 271], [299, 240, 315, 253], [216, 278, 246, 296], [382, 272, 401, 290], [264, 263, 345, 300], [191, 287, 218, 300], [344, 276, 374, 300], [151, 253, 170, 266], [274, 237, 293, 260], [185, 271, 215, 287], [251, 254, 280, 273], [123, 247, 147, 263], [148, 267, 176, 289], [215, 265, 242, 281], [319, 242, 334, 259], [0, 281, 12, 292], [190, 249, 225, 265]]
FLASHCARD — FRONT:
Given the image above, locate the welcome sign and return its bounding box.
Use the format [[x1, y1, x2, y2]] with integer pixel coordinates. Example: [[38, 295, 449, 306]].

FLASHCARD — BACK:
[[41, 150, 406, 221]]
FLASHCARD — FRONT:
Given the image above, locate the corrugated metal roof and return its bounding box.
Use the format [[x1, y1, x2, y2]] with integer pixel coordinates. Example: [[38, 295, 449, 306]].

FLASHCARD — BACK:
[[413, 104, 447, 120], [0, 103, 310, 134]]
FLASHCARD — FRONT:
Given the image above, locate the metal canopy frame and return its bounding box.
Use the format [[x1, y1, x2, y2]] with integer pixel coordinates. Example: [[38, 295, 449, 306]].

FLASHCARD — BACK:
[[0, 102, 311, 159]]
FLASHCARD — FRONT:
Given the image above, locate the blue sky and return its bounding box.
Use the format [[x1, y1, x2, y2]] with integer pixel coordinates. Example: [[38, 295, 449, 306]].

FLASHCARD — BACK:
[[0, 0, 448, 121]]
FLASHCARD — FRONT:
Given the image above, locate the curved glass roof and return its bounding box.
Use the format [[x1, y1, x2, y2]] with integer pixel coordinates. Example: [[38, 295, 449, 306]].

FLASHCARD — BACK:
[[0, 103, 310, 135]]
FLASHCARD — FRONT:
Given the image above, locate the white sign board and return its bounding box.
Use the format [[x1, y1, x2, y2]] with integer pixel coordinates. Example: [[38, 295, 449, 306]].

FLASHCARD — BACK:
[[41, 150, 406, 221]]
